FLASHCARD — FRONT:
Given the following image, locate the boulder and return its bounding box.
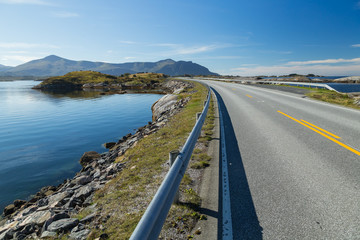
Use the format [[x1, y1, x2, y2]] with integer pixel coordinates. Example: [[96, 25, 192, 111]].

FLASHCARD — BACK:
[[3, 204, 16, 216], [13, 200, 26, 208], [69, 229, 91, 240], [47, 218, 79, 232], [40, 231, 57, 238], [79, 213, 96, 224], [104, 142, 116, 149], [73, 186, 94, 200], [80, 151, 101, 167], [151, 94, 178, 121], [75, 175, 92, 185], [20, 210, 52, 226]]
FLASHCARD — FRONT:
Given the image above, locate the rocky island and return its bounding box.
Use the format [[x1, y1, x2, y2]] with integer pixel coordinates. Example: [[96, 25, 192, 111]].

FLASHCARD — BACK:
[[32, 71, 168, 91]]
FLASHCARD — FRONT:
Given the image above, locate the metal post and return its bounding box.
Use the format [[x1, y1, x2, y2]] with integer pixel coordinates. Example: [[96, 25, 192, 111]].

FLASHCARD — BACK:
[[196, 112, 201, 121], [169, 150, 180, 203]]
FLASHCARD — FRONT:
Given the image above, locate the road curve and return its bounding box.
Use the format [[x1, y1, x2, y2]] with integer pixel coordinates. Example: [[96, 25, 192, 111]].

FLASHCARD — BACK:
[[204, 80, 360, 239]]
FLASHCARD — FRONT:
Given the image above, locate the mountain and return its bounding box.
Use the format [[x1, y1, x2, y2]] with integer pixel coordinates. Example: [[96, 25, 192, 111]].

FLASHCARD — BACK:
[[0, 64, 12, 72], [0, 55, 217, 76]]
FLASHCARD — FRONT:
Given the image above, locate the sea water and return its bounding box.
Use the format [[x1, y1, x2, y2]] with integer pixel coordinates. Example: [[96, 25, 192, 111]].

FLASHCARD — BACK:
[[0, 80, 162, 210]]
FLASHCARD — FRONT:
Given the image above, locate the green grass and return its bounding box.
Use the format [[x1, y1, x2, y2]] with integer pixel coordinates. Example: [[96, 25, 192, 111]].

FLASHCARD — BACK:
[[272, 84, 360, 110], [38, 71, 166, 88], [76, 81, 209, 239], [306, 89, 360, 109]]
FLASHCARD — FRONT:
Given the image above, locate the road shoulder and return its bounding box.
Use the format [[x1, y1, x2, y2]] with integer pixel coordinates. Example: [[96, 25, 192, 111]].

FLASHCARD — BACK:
[[194, 91, 220, 239]]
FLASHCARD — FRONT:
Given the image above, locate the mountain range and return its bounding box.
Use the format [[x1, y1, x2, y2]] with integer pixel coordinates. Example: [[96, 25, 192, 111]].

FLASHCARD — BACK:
[[0, 55, 217, 76]]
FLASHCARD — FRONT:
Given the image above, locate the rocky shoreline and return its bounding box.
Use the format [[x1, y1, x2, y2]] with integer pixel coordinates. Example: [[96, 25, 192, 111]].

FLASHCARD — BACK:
[[0, 79, 193, 240]]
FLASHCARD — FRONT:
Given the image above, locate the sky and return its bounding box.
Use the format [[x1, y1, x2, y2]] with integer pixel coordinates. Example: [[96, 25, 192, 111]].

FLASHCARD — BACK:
[[0, 0, 360, 76]]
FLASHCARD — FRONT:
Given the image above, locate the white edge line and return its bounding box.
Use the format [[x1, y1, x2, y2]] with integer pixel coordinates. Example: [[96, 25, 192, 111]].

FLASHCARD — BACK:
[[218, 95, 234, 239]]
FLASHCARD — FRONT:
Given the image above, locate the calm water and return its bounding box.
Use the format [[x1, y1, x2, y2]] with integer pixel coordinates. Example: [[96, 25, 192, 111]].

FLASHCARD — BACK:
[[0, 80, 162, 210]]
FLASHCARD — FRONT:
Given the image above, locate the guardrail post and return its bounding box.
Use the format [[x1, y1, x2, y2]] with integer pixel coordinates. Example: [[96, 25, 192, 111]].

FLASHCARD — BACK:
[[196, 112, 201, 121], [169, 150, 180, 203]]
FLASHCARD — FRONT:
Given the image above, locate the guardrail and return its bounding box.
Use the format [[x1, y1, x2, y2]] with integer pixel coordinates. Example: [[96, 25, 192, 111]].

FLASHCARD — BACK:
[[130, 89, 211, 240], [195, 77, 339, 92]]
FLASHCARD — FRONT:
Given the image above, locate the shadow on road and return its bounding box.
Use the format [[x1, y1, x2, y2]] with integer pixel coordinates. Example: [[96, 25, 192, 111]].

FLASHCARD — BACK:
[[212, 89, 263, 240]]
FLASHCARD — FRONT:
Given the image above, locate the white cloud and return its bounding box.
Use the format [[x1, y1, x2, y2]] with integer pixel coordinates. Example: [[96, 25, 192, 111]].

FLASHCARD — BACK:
[[53, 11, 79, 18], [0, 0, 51, 5], [258, 50, 293, 55], [1, 55, 39, 65], [151, 43, 232, 56], [0, 42, 58, 49], [352, 44, 360, 48], [119, 40, 138, 45], [287, 57, 360, 65]]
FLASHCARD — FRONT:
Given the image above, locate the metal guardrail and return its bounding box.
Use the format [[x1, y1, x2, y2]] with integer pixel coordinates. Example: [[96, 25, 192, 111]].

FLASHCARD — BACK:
[[130, 89, 211, 240], [195, 77, 339, 92]]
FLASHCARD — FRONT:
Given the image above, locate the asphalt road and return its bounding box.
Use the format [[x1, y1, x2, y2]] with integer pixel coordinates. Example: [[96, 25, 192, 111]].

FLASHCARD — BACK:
[[204, 80, 360, 239]]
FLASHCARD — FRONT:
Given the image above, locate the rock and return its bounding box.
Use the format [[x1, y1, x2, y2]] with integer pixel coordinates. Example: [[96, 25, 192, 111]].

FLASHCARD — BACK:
[[47, 218, 79, 232], [3, 204, 16, 216], [20, 210, 52, 226], [71, 223, 85, 233], [74, 186, 94, 201], [53, 212, 70, 222], [18, 223, 36, 235], [151, 94, 178, 121], [13, 200, 26, 208], [40, 231, 57, 238], [104, 142, 116, 149], [93, 170, 101, 179], [42, 212, 70, 232], [334, 76, 360, 83], [13, 232, 27, 240], [80, 213, 96, 224], [69, 229, 90, 240], [80, 151, 101, 167], [48, 191, 72, 207], [99, 233, 109, 239], [0, 228, 13, 240], [75, 175, 92, 185], [37, 198, 48, 207]]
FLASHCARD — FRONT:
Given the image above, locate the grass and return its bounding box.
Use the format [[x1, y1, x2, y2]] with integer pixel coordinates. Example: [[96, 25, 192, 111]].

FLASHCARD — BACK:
[[160, 94, 215, 238], [76, 81, 210, 239], [272, 84, 360, 110], [306, 89, 360, 109], [37, 71, 166, 88]]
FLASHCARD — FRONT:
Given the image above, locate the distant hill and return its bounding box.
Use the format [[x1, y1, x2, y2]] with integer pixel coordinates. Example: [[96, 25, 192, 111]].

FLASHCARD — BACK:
[[0, 64, 12, 72], [0, 55, 217, 76]]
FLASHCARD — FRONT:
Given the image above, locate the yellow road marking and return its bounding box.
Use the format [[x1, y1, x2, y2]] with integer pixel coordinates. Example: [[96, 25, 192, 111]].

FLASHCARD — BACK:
[[300, 119, 341, 139], [246, 94, 253, 98], [278, 111, 360, 157]]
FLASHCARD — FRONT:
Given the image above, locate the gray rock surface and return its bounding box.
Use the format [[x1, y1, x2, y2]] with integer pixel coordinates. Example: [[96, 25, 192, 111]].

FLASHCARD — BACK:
[[47, 218, 79, 232]]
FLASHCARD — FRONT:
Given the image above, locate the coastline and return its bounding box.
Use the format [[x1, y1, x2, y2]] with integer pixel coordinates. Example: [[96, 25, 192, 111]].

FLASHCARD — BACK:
[[0, 79, 192, 239]]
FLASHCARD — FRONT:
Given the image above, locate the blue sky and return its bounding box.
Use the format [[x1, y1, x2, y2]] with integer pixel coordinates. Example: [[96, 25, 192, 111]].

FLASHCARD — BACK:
[[0, 0, 360, 76]]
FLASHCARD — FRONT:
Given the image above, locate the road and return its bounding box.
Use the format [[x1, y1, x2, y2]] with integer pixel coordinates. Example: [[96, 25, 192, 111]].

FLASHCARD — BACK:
[[203, 80, 360, 239]]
